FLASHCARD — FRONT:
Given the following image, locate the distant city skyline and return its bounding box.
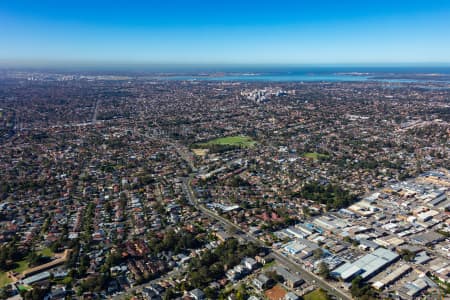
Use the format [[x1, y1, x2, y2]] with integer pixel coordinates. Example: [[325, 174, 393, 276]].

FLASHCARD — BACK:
[[1, 0, 450, 66]]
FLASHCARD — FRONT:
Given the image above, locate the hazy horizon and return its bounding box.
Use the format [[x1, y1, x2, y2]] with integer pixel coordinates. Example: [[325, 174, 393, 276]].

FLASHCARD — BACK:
[[2, 60, 450, 75]]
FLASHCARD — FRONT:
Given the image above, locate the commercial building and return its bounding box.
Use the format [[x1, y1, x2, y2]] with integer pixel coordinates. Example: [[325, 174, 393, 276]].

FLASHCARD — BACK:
[[397, 278, 428, 300], [286, 227, 308, 239], [372, 264, 412, 290], [411, 231, 445, 246], [331, 248, 399, 281], [274, 266, 304, 288]]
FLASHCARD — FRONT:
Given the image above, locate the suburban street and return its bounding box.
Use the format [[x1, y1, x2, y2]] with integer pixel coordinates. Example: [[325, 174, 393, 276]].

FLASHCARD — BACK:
[[181, 177, 352, 300]]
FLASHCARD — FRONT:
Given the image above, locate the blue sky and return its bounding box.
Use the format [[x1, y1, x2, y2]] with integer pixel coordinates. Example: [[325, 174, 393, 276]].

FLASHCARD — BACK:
[[1, 0, 450, 65]]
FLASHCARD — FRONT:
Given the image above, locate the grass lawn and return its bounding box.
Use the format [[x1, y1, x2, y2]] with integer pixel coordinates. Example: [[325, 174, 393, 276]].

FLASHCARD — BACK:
[[198, 135, 256, 148], [303, 288, 330, 300], [38, 247, 54, 257], [13, 260, 29, 273], [0, 259, 28, 288], [0, 248, 55, 288], [0, 272, 12, 288], [14, 247, 54, 273], [262, 260, 277, 269], [303, 152, 330, 160]]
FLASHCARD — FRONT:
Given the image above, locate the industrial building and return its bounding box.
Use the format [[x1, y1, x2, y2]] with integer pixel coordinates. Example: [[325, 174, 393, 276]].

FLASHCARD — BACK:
[[372, 264, 412, 290], [283, 239, 319, 257], [397, 278, 429, 300], [274, 266, 304, 288], [331, 248, 399, 281]]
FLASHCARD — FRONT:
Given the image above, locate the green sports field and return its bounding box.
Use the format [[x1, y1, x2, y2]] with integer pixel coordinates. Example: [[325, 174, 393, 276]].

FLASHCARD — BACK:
[[303, 152, 330, 160], [197, 135, 256, 148]]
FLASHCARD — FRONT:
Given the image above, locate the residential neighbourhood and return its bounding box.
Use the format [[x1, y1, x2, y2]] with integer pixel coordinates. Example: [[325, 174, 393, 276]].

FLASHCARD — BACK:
[[0, 71, 449, 299]]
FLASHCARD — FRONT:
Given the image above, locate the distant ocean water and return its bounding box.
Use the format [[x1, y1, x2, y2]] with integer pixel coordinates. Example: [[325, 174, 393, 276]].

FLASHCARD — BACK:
[[151, 73, 450, 83], [153, 73, 371, 82], [5, 64, 450, 82], [143, 66, 450, 82]]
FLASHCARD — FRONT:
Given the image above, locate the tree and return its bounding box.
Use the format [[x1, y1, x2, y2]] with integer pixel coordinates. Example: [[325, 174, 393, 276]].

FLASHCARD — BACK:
[[318, 262, 330, 279], [343, 236, 352, 243], [296, 182, 356, 210], [350, 276, 378, 299], [187, 238, 260, 289], [0, 285, 13, 299], [163, 288, 176, 300], [351, 276, 364, 298], [27, 251, 43, 268], [399, 249, 415, 261], [302, 206, 310, 217], [22, 286, 50, 300], [204, 287, 217, 299], [236, 284, 249, 300], [313, 248, 323, 259]]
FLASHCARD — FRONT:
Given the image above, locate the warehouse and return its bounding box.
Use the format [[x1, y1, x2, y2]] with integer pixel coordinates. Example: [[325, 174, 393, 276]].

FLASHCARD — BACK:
[[411, 231, 445, 245], [286, 227, 308, 239], [274, 266, 304, 288], [372, 264, 412, 290], [331, 248, 399, 281]]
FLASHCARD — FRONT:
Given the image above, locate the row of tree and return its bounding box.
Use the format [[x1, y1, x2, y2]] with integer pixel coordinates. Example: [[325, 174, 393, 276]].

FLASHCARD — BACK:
[[187, 238, 261, 289], [296, 181, 357, 210], [147, 228, 203, 256]]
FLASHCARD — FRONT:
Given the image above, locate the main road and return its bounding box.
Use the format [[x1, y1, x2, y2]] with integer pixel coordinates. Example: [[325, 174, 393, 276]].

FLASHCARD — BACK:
[[182, 177, 351, 300]]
